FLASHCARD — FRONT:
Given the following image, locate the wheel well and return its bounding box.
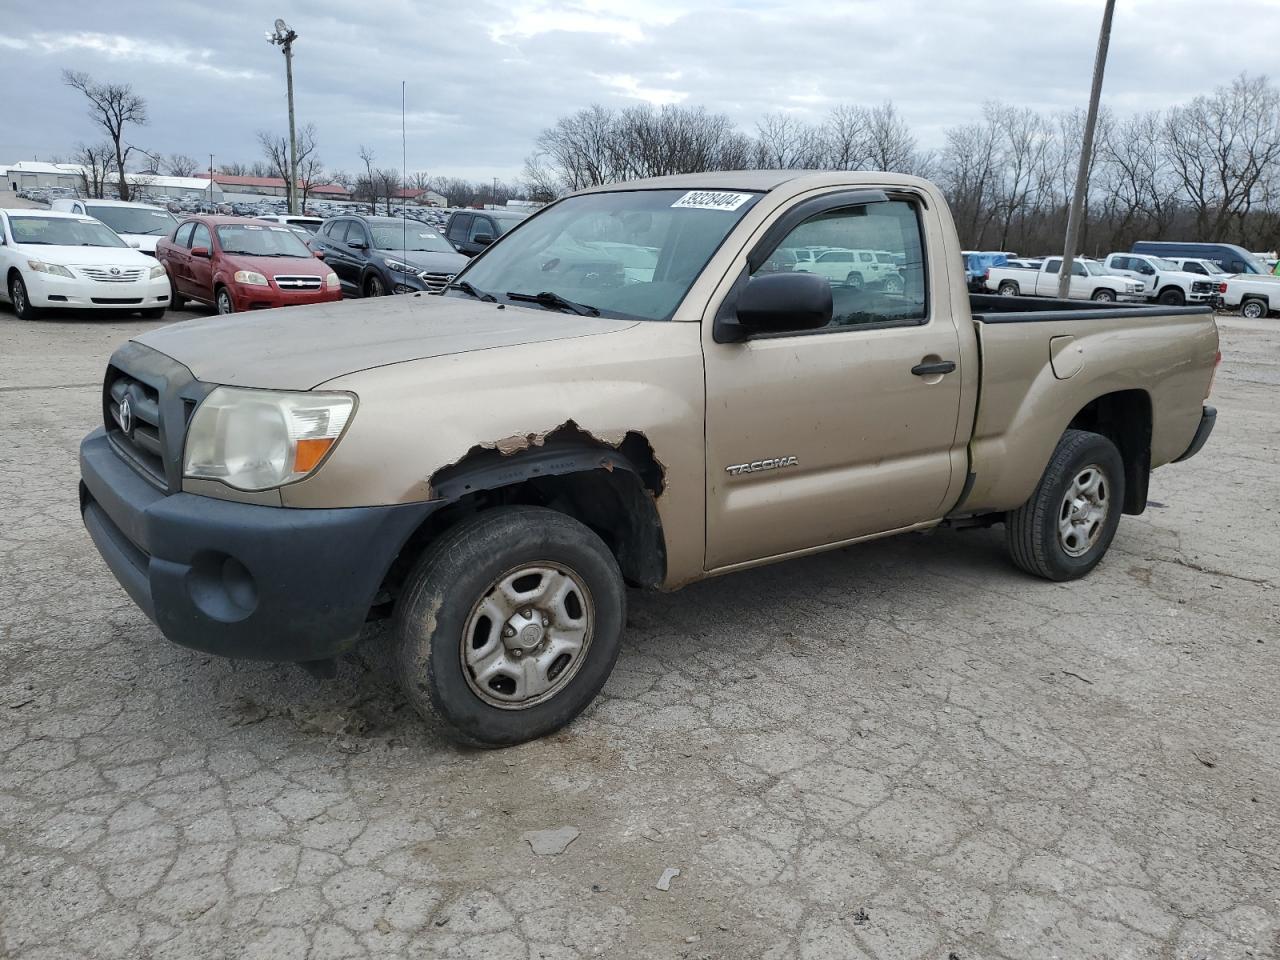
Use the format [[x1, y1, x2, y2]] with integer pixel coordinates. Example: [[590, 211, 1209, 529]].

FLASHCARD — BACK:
[[1158, 285, 1184, 300], [1067, 389, 1151, 514], [375, 426, 668, 613], [1242, 294, 1269, 307]]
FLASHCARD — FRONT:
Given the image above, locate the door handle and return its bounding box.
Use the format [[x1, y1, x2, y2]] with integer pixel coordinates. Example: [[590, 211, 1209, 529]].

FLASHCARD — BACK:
[[911, 360, 957, 376]]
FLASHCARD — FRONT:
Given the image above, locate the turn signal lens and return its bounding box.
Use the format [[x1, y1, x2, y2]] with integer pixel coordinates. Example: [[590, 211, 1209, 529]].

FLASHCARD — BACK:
[[293, 437, 335, 473]]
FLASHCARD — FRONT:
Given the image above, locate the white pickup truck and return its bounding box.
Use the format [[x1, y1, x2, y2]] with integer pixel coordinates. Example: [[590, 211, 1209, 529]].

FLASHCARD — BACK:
[[985, 257, 1144, 302], [1102, 253, 1223, 307], [1219, 274, 1280, 318]]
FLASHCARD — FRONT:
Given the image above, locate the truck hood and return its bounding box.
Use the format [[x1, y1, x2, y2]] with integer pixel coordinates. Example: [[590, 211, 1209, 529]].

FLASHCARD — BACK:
[[133, 295, 637, 390]]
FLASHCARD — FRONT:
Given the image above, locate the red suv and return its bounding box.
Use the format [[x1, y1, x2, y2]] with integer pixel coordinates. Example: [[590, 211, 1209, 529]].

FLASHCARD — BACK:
[[156, 215, 342, 314]]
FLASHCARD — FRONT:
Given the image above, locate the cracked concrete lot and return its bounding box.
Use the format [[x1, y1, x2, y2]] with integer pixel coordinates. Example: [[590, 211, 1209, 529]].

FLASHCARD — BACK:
[[1, 306, 1277, 960]]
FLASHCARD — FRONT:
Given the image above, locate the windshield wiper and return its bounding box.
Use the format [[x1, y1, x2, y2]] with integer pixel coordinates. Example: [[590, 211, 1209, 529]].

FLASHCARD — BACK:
[[447, 280, 497, 302], [505, 290, 599, 316]]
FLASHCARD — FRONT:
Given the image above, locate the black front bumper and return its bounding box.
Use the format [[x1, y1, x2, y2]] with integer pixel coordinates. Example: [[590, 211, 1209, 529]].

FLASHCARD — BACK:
[[80, 428, 439, 662], [1174, 404, 1216, 463]]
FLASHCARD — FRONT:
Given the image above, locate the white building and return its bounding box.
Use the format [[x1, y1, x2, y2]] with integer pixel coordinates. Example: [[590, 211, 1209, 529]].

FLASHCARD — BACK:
[[2, 161, 224, 202], [4, 161, 81, 192]]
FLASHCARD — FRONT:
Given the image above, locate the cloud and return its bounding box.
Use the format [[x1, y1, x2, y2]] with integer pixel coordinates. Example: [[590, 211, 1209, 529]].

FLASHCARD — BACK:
[[0, 0, 1273, 182]]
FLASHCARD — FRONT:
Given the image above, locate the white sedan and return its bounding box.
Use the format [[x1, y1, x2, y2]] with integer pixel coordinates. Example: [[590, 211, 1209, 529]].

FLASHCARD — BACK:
[[0, 209, 172, 320]]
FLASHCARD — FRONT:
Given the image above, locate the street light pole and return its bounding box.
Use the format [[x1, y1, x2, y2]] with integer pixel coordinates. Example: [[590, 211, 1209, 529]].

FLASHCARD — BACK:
[[209, 154, 214, 208], [268, 19, 300, 215], [1057, 0, 1116, 299]]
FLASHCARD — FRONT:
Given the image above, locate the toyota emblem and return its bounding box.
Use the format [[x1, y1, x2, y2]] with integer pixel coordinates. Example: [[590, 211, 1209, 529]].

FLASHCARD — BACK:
[[109, 266, 122, 277], [119, 396, 133, 435]]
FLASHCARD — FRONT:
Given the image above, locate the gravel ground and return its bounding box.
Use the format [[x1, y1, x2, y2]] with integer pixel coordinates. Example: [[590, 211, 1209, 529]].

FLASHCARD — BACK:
[[0, 304, 1277, 960]]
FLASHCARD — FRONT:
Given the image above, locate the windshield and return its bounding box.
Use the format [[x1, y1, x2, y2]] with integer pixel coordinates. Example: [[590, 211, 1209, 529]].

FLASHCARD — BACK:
[[216, 224, 313, 257], [1153, 258, 1181, 270], [1082, 261, 1106, 276], [10, 216, 127, 247], [1193, 260, 1227, 274], [370, 224, 455, 253], [86, 205, 177, 236], [453, 188, 762, 321], [492, 216, 524, 235]]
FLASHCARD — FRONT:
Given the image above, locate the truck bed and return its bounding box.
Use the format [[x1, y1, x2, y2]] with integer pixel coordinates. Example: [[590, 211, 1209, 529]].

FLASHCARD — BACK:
[[969, 293, 1213, 323]]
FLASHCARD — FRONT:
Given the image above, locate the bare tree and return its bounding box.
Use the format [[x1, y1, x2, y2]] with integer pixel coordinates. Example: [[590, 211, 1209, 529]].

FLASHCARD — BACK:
[[755, 113, 824, 169], [137, 151, 162, 176], [356, 145, 379, 206], [257, 123, 319, 201], [164, 153, 199, 177], [249, 161, 273, 178], [62, 70, 148, 202], [218, 161, 249, 177], [72, 142, 114, 199], [298, 154, 326, 211]]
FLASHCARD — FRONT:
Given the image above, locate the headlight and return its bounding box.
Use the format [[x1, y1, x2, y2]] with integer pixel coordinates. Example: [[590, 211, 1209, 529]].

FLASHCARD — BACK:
[[383, 258, 415, 275], [325, 271, 340, 290], [27, 259, 74, 279], [233, 270, 269, 286], [183, 387, 355, 491], [149, 264, 166, 279]]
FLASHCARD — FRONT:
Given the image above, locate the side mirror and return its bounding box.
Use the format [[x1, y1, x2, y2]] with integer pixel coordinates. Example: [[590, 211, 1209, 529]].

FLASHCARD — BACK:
[[191, 246, 210, 259], [128, 239, 142, 249], [347, 238, 368, 250], [717, 272, 832, 342], [473, 234, 494, 247], [313, 250, 325, 259]]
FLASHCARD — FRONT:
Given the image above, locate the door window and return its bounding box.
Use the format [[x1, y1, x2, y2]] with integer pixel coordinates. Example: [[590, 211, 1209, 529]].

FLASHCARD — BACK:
[[447, 214, 472, 242], [174, 222, 196, 247], [1045, 259, 1061, 274], [190, 223, 211, 250], [1183, 261, 1206, 275], [752, 198, 927, 328], [469, 217, 494, 242], [327, 220, 350, 242]]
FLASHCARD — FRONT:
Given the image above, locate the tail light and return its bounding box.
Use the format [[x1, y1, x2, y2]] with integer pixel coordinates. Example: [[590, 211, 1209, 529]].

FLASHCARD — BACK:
[[983, 268, 991, 280], [1207, 349, 1222, 398]]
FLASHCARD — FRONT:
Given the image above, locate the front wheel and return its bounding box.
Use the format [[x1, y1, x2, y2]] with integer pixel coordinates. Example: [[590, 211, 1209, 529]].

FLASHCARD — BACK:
[[1005, 429, 1125, 581], [215, 287, 235, 315], [364, 273, 386, 297], [393, 506, 625, 747], [1157, 287, 1185, 306], [1091, 288, 1116, 302], [140, 307, 166, 320], [1241, 298, 1267, 319], [9, 274, 42, 320]]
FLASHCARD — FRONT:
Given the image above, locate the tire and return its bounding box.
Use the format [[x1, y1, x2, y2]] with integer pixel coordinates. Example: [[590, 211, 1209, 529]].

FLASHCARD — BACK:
[[9, 273, 42, 321], [844, 271, 864, 290], [883, 273, 905, 295], [140, 307, 167, 320], [1091, 288, 1117, 302], [215, 287, 235, 315], [393, 506, 625, 748], [998, 281, 1020, 297], [1005, 429, 1125, 582], [1156, 287, 1185, 307], [364, 273, 386, 297], [1241, 298, 1266, 320], [169, 280, 186, 311]]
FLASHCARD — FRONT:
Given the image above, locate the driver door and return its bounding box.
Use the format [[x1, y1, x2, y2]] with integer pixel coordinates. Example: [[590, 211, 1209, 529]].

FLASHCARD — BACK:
[[703, 193, 969, 570]]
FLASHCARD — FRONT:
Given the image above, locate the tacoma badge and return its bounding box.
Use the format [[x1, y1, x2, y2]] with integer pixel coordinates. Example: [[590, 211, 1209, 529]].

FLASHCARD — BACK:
[[726, 456, 799, 476]]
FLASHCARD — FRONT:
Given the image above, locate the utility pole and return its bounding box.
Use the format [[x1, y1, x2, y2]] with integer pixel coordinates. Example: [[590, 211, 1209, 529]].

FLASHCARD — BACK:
[[492, 176, 498, 209], [267, 19, 300, 215], [1058, 0, 1116, 299], [208, 154, 214, 208]]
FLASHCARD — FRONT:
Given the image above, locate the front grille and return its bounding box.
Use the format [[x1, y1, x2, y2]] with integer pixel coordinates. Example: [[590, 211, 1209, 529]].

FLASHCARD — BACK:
[[1192, 281, 1214, 294], [80, 267, 145, 282], [106, 370, 165, 486], [418, 271, 453, 293], [101, 343, 213, 494], [274, 275, 323, 290], [92, 297, 144, 305]]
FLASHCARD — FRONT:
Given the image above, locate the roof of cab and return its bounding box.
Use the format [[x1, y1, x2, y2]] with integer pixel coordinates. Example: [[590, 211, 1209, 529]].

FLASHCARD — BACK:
[[572, 169, 935, 196]]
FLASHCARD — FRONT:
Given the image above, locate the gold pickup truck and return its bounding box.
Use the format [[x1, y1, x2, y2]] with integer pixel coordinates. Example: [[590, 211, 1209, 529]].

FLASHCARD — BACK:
[[80, 172, 1220, 746]]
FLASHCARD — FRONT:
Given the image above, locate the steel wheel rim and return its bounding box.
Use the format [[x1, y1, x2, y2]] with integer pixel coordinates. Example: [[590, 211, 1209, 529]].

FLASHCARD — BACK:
[[12, 280, 26, 313], [1058, 464, 1109, 557], [1244, 301, 1262, 318], [885, 275, 904, 294], [1000, 284, 1016, 297], [217, 291, 233, 314], [460, 561, 595, 710]]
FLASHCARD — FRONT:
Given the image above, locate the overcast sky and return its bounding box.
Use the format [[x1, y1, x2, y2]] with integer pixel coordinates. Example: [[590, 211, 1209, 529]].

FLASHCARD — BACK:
[[0, 0, 1273, 183]]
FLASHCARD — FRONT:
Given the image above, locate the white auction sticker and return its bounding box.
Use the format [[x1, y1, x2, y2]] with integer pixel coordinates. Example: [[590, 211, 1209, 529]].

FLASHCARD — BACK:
[[671, 190, 753, 212]]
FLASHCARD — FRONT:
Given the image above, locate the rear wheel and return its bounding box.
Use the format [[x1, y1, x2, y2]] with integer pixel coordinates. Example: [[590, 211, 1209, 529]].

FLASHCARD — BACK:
[[215, 287, 235, 315], [8, 273, 41, 321], [393, 506, 625, 747], [1091, 288, 1116, 302], [998, 281, 1020, 297], [1005, 429, 1125, 581], [1241, 297, 1267, 319], [844, 271, 864, 290], [364, 273, 386, 297], [883, 273, 905, 295], [1156, 287, 1185, 306]]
